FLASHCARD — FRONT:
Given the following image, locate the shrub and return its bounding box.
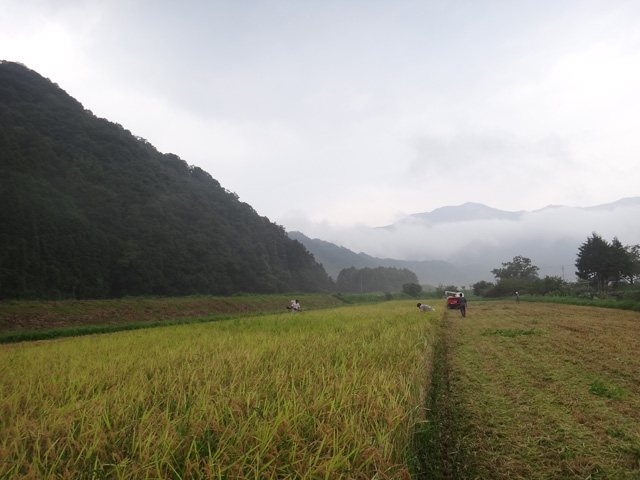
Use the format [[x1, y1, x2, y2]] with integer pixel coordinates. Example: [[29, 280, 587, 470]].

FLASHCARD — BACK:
[[403, 283, 422, 298]]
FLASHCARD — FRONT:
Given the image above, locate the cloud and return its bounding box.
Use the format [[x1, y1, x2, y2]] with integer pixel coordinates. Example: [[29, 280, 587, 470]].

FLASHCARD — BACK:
[[2, 0, 640, 235], [298, 202, 640, 269]]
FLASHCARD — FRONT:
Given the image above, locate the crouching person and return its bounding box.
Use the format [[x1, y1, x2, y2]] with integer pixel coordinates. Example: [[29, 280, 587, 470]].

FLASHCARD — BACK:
[[417, 302, 435, 313]]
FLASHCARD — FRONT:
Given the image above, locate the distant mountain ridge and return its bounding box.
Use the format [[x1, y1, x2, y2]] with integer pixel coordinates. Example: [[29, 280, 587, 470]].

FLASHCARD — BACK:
[[380, 202, 524, 229], [387, 198, 640, 227], [581, 197, 640, 211], [291, 197, 640, 286]]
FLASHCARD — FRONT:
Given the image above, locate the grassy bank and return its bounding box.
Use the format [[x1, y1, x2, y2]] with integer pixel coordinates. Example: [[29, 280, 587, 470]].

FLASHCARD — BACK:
[[474, 294, 640, 313], [523, 294, 640, 312], [0, 294, 347, 343]]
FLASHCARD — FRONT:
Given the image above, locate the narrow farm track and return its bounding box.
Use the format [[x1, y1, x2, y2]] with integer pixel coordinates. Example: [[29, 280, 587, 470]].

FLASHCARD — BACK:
[[442, 301, 640, 479], [411, 313, 469, 480]]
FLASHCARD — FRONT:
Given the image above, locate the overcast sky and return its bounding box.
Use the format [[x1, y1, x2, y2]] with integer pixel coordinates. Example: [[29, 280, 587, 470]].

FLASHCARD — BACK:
[[3, 0, 640, 237]]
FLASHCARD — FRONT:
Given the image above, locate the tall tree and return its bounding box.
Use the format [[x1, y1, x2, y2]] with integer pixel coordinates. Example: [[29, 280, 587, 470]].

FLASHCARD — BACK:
[[472, 280, 494, 297], [623, 244, 640, 284], [575, 233, 615, 291], [530, 275, 567, 296], [491, 256, 539, 281], [610, 237, 632, 284]]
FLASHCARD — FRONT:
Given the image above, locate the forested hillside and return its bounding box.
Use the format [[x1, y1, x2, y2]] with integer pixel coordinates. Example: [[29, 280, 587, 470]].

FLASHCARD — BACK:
[[0, 61, 334, 299], [335, 266, 419, 294], [289, 231, 467, 285]]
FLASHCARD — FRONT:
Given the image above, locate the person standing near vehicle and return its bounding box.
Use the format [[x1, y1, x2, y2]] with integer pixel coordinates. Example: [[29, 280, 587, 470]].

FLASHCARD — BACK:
[[458, 293, 467, 317]]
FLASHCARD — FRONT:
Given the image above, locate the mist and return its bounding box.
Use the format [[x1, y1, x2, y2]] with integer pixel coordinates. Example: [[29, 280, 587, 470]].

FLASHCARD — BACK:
[[293, 200, 640, 282]]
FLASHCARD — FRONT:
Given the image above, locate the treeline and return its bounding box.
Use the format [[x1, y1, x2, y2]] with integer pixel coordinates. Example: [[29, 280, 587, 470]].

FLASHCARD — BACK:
[[336, 266, 419, 294], [575, 233, 639, 290], [472, 255, 563, 297], [0, 61, 334, 300], [472, 234, 640, 298]]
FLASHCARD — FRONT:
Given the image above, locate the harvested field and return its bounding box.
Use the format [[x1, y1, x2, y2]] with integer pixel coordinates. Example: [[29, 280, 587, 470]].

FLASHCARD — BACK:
[[443, 301, 640, 479]]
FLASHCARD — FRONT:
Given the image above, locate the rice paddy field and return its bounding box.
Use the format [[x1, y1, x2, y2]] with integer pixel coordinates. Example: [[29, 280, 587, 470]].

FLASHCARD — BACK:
[[1, 298, 639, 479], [0, 301, 438, 479]]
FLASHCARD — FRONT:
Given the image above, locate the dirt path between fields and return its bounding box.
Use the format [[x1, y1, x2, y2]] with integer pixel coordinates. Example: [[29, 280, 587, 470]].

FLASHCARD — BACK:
[[411, 313, 468, 479]]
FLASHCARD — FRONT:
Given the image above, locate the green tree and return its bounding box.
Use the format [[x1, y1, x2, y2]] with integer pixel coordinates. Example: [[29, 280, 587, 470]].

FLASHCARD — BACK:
[[623, 244, 640, 284], [402, 282, 422, 297], [491, 278, 530, 297], [530, 275, 567, 296], [472, 280, 494, 297], [575, 233, 616, 291], [491, 256, 539, 281], [434, 284, 459, 298], [576, 234, 639, 290], [336, 266, 418, 293]]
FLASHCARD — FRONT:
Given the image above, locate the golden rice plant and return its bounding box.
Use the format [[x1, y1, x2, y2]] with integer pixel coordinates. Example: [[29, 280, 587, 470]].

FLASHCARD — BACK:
[[0, 301, 439, 479]]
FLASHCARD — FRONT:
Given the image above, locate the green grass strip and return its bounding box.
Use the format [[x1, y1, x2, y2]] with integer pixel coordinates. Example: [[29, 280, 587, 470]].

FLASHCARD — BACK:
[[408, 318, 474, 479], [476, 295, 640, 312], [0, 314, 238, 344]]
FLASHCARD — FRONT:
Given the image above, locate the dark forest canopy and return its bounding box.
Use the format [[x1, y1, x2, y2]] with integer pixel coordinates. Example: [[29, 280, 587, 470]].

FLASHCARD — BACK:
[[336, 266, 419, 294], [0, 61, 334, 299]]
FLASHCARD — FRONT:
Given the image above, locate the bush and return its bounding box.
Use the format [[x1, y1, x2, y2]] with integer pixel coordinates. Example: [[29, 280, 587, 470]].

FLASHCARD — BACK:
[[472, 280, 494, 297], [402, 283, 422, 298], [435, 284, 458, 298]]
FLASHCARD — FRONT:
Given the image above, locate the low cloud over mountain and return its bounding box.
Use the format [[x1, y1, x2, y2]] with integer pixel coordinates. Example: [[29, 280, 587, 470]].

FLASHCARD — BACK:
[[291, 198, 640, 286]]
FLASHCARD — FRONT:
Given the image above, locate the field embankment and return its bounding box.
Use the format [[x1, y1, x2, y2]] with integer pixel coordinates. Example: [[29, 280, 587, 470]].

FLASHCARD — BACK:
[[441, 301, 640, 479], [0, 294, 345, 341]]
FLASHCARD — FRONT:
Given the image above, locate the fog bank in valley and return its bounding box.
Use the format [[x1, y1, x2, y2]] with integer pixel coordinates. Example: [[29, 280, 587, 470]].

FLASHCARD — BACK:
[[296, 199, 640, 282]]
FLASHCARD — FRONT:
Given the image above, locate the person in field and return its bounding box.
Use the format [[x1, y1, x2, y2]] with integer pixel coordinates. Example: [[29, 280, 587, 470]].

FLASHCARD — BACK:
[[417, 302, 435, 312], [290, 299, 300, 313], [516, 291, 520, 303], [458, 293, 467, 317]]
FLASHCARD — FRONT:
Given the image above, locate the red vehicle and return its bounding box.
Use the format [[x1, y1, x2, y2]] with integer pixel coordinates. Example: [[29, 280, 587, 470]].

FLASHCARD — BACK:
[[445, 291, 463, 309]]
